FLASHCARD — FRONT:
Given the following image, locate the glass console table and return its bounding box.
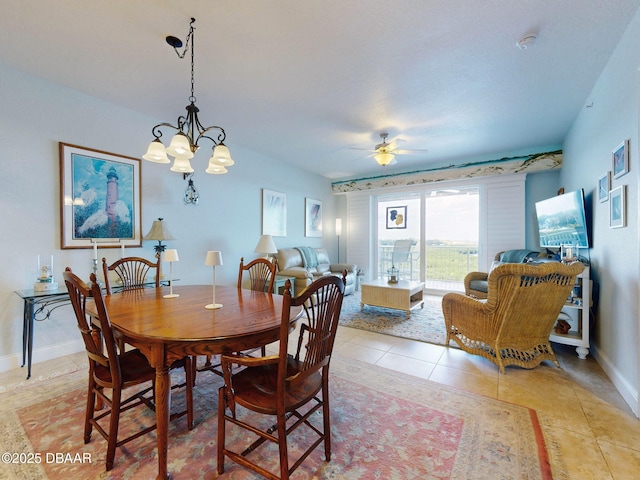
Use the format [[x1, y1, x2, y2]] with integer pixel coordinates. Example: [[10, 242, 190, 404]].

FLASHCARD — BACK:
[[14, 279, 176, 379]]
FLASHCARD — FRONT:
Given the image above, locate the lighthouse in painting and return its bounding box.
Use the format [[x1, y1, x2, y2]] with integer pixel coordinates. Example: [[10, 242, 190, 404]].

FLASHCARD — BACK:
[[105, 166, 119, 236]]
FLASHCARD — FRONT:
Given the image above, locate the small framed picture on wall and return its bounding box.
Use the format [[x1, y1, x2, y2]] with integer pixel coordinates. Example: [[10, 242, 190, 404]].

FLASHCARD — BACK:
[[305, 198, 322, 237], [386, 206, 407, 229], [597, 171, 611, 202], [612, 139, 629, 179], [609, 185, 626, 228]]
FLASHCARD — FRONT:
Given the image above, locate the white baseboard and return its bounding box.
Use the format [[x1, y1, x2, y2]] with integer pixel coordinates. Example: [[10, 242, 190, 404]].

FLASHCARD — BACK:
[[0, 339, 84, 374], [592, 345, 639, 417]]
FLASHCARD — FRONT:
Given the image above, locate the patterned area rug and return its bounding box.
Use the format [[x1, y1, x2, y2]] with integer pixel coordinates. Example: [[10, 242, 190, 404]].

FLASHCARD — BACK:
[[340, 290, 448, 345], [0, 357, 551, 479]]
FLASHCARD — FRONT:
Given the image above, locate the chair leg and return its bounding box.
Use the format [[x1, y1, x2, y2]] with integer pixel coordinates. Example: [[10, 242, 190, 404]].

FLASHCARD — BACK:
[[277, 413, 289, 480], [217, 386, 226, 474], [322, 381, 331, 460], [84, 379, 96, 444], [105, 388, 122, 471], [184, 357, 194, 430]]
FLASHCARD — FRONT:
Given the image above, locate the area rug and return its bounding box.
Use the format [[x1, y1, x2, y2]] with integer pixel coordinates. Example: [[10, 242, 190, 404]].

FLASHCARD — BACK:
[[340, 290, 448, 345], [0, 356, 551, 480]]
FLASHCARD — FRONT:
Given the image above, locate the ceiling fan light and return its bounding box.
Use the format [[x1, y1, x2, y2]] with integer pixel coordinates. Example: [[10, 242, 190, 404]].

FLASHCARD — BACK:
[[142, 139, 171, 163], [170, 156, 194, 173], [374, 152, 395, 166], [166, 132, 194, 159]]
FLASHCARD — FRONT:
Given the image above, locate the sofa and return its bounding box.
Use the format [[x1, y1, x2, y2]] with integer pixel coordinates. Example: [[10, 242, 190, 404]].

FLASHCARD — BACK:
[[276, 247, 357, 296], [464, 249, 542, 299]]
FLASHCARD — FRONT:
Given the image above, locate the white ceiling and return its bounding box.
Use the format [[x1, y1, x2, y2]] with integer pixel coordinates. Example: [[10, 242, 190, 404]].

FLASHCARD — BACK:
[[1, 0, 639, 180]]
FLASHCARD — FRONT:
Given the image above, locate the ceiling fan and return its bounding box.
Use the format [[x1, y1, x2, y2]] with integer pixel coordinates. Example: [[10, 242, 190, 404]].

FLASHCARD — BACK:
[[351, 133, 429, 166]]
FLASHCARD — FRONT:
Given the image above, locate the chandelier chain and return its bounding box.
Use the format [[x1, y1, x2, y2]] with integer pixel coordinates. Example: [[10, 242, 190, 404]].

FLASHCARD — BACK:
[[170, 17, 196, 101]]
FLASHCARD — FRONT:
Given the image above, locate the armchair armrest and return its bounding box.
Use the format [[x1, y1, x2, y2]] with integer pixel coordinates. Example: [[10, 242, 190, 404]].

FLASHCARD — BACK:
[[442, 292, 500, 339], [277, 267, 312, 280], [464, 271, 488, 294], [330, 263, 357, 273]]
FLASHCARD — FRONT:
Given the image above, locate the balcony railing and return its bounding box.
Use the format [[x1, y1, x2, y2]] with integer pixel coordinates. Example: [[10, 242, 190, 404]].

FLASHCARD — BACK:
[[377, 243, 478, 292]]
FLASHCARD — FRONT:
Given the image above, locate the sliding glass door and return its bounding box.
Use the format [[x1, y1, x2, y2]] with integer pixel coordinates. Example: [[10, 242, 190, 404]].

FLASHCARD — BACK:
[[376, 194, 421, 281], [376, 187, 478, 292], [424, 187, 478, 291]]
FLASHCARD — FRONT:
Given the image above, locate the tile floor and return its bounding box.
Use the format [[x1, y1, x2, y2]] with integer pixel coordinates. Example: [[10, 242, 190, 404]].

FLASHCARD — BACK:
[[2, 321, 639, 479]]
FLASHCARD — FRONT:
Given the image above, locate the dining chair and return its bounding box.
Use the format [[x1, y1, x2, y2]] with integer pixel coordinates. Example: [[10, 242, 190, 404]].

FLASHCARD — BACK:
[[101, 256, 160, 295], [198, 257, 279, 375], [63, 268, 194, 471], [217, 273, 346, 480], [237, 256, 277, 293]]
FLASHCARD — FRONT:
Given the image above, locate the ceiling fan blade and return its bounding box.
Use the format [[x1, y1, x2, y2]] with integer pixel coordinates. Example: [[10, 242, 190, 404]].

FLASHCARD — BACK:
[[396, 148, 429, 155], [348, 146, 376, 152]]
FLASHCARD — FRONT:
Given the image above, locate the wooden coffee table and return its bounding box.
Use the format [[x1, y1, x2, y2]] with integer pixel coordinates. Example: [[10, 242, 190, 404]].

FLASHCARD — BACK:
[[360, 279, 425, 318]]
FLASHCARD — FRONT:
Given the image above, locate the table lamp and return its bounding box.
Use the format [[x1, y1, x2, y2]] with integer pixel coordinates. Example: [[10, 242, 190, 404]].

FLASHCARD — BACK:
[[163, 249, 179, 298], [144, 218, 175, 258], [254, 234, 277, 260], [205, 250, 223, 309]]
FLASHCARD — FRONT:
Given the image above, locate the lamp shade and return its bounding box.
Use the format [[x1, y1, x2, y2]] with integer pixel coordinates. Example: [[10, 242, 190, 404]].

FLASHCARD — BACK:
[[254, 234, 277, 254], [335, 218, 342, 236], [163, 249, 179, 262], [143, 139, 171, 164], [374, 152, 395, 166], [144, 218, 175, 241], [170, 155, 194, 173], [210, 143, 235, 166], [205, 250, 223, 266], [205, 162, 228, 175], [166, 132, 194, 159]]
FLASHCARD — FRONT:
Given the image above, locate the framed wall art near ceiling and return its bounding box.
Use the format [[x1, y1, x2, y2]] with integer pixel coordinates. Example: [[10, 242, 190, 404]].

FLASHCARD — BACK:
[[597, 171, 611, 202], [305, 198, 322, 237], [609, 185, 626, 228], [612, 139, 629, 179], [262, 188, 287, 237], [386, 206, 407, 229], [60, 143, 142, 249]]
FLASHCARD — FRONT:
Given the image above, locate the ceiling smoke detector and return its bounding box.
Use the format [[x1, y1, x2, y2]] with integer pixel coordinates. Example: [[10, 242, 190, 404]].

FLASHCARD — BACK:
[[516, 34, 537, 50]]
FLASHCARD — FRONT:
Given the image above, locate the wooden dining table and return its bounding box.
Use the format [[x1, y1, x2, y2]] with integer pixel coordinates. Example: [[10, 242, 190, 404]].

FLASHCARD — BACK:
[[85, 284, 302, 480]]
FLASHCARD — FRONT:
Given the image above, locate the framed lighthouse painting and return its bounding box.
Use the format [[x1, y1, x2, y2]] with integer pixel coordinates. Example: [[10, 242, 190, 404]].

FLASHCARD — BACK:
[[60, 143, 142, 249]]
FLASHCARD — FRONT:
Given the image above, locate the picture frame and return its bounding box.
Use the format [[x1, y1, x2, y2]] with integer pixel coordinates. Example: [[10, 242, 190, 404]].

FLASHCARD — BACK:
[[612, 139, 629, 179], [597, 171, 611, 202], [262, 188, 287, 237], [305, 198, 323, 237], [609, 185, 626, 228], [60, 143, 142, 249], [386, 206, 407, 229]]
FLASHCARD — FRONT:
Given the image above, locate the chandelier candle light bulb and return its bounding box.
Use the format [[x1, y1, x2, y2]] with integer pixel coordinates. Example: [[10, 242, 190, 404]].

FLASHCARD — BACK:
[[205, 250, 223, 309]]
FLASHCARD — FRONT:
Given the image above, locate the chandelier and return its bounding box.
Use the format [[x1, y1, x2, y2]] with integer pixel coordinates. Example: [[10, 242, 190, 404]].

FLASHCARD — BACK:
[[142, 18, 234, 175]]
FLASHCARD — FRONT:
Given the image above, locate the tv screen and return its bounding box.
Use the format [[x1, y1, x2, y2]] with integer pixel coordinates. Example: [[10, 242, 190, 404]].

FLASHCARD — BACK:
[[535, 189, 589, 248]]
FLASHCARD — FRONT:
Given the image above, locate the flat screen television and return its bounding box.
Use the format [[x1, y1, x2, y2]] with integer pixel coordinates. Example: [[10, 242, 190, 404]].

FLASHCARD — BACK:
[[535, 189, 589, 248]]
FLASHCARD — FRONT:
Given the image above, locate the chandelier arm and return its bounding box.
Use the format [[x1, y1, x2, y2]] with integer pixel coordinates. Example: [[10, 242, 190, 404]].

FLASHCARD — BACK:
[[151, 122, 182, 140], [194, 125, 227, 148]]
